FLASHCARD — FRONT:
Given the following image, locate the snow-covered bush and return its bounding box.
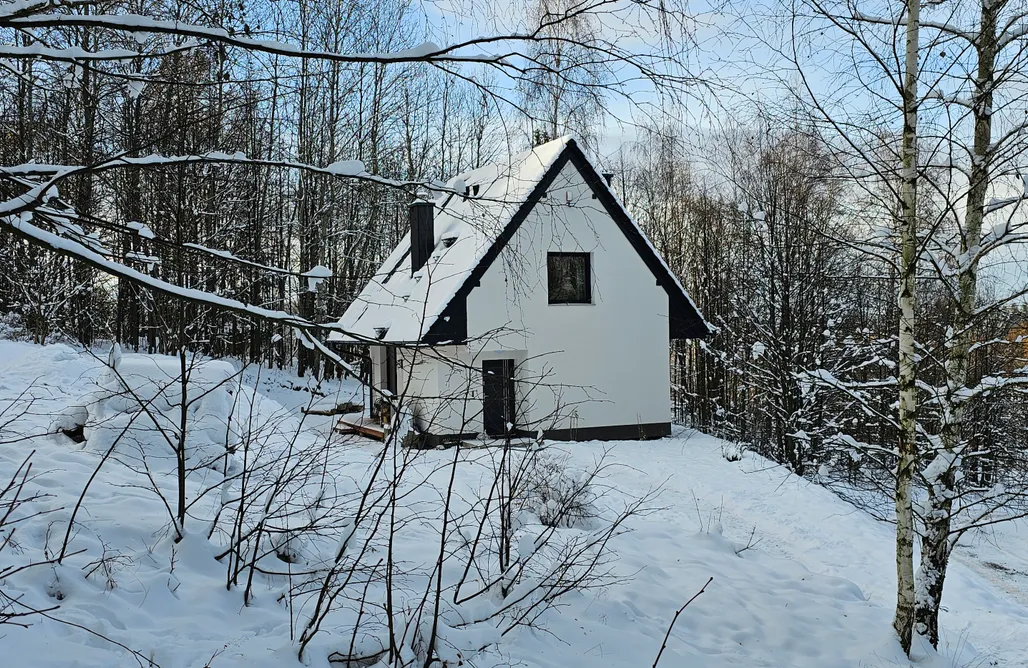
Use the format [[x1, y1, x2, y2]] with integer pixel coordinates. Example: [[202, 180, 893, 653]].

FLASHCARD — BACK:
[[71, 350, 240, 471], [0, 312, 29, 342], [0, 310, 76, 345], [721, 442, 745, 462], [517, 450, 596, 529], [434, 445, 655, 653]]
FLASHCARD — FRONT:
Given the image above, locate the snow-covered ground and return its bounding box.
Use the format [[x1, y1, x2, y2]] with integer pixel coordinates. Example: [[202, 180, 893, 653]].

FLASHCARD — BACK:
[[0, 340, 1025, 667]]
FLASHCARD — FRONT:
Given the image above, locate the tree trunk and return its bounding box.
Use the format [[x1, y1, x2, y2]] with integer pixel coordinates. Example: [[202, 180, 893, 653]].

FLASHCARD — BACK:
[[915, 0, 996, 647], [73, 24, 98, 346], [894, 0, 921, 654]]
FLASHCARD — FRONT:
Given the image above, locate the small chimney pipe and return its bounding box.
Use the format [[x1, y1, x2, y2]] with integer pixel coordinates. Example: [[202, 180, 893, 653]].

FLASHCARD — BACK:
[[410, 199, 434, 275], [602, 172, 615, 187]]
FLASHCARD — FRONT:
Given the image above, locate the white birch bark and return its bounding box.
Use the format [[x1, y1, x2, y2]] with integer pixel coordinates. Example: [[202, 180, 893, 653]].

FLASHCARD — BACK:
[[914, 0, 997, 647], [894, 0, 921, 654]]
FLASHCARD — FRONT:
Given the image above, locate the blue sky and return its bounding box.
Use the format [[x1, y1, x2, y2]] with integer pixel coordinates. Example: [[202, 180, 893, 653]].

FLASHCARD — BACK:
[[414, 0, 1027, 298]]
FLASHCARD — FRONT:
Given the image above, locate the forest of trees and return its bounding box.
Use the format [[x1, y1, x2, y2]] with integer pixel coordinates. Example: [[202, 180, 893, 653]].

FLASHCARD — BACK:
[[0, 0, 524, 378], [3, 0, 1028, 657]]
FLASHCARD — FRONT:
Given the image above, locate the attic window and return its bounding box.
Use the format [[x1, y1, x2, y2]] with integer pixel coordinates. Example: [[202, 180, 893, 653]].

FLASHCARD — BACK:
[[472, 184, 480, 196], [547, 252, 591, 304], [374, 327, 389, 340], [442, 235, 457, 248]]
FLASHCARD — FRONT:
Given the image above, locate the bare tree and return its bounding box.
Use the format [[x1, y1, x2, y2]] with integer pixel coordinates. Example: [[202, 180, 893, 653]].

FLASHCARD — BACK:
[[520, 0, 608, 148]]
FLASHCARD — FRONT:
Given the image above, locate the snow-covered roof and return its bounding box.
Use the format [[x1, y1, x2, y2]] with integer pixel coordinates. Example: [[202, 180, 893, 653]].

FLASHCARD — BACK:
[[329, 137, 568, 344], [330, 136, 709, 344]]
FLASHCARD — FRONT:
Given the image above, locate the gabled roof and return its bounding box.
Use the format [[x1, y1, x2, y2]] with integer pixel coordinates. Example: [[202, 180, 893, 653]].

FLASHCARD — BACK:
[[329, 136, 710, 344]]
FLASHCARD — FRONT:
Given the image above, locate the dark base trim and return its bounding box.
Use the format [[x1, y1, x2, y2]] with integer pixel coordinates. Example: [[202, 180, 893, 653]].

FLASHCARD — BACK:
[[528, 422, 671, 442], [407, 430, 480, 449], [412, 422, 671, 448]]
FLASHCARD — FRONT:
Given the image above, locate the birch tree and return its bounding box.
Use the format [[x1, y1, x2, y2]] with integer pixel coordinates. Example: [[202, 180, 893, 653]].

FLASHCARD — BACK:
[[768, 0, 1028, 649], [761, 0, 933, 652], [894, 0, 922, 650], [906, 0, 1028, 644], [520, 0, 608, 147]]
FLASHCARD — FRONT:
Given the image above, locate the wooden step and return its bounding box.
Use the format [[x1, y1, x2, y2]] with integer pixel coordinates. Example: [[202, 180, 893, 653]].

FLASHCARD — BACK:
[[303, 400, 364, 417], [335, 413, 386, 441]]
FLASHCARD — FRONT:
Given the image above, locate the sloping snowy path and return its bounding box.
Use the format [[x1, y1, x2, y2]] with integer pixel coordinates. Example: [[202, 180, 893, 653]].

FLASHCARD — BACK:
[[557, 432, 1028, 667]]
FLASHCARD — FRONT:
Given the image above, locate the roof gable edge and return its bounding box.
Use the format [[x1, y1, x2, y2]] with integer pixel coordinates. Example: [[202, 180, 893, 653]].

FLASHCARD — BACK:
[[422, 138, 710, 343], [564, 147, 710, 339], [421, 143, 575, 342]]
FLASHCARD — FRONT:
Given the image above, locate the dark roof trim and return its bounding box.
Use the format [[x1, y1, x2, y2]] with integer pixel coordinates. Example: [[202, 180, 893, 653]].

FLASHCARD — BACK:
[[424, 148, 574, 342], [381, 248, 411, 285], [565, 146, 709, 339], [423, 138, 709, 342]]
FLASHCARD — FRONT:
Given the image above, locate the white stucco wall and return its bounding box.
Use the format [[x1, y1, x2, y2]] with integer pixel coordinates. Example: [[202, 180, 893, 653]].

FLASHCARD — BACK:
[[370, 345, 441, 429], [418, 161, 672, 437]]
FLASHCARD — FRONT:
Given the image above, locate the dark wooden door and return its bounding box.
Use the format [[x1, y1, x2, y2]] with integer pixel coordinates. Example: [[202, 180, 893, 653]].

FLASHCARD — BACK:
[[482, 359, 515, 436], [384, 346, 398, 395]]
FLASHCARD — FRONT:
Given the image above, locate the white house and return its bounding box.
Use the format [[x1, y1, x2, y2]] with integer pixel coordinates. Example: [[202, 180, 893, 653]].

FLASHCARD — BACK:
[[328, 136, 709, 446]]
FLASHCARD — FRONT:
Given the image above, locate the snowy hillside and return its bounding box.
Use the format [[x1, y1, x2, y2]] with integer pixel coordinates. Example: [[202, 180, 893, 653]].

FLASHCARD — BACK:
[[0, 341, 1025, 667]]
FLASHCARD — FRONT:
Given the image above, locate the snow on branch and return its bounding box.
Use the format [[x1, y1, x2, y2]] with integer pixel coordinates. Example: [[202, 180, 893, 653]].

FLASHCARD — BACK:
[[846, 9, 977, 42], [0, 12, 559, 67], [0, 209, 376, 345], [0, 38, 200, 63], [984, 191, 1028, 214], [302, 266, 332, 293], [0, 43, 140, 61], [2, 13, 486, 63], [0, 152, 460, 242], [925, 89, 974, 109], [997, 23, 1028, 50], [0, 152, 436, 192], [0, 0, 100, 20], [182, 244, 298, 277], [1, 183, 306, 280], [0, 0, 679, 80], [951, 373, 1028, 406]]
